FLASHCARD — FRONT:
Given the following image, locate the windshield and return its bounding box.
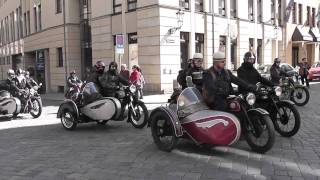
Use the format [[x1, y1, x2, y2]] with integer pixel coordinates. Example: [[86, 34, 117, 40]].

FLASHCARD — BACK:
[[281, 64, 294, 72], [82, 82, 101, 104], [177, 87, 203, 111], [312, 63, 320, 68]]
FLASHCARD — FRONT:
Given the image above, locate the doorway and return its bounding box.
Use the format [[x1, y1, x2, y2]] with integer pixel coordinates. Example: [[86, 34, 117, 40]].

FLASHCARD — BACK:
[[292, 47, 299, 67]]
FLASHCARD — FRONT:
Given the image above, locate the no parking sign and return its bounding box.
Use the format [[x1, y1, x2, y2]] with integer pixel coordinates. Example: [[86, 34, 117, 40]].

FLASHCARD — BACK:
[[116, 34, 124, 54]]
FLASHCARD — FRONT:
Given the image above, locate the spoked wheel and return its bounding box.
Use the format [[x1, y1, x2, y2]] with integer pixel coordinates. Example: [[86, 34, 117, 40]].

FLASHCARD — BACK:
[[272, 103, 300, 137], [245, 113, 275, 154], [61, 110, 77, 130], [129, 101, 148, 129], [290, 86, 309, 106], [151, 111, 178, 152], [29, 98, 42, 118]]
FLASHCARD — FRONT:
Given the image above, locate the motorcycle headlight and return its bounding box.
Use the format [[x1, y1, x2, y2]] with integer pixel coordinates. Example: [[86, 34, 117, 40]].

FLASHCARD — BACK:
[[246, 93, 256, 106], [129, 85, 137, 93], [274, 86, 282, 97]]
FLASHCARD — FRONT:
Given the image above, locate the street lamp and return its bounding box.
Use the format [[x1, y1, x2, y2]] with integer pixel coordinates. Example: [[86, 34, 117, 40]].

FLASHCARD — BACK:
[[169, 9, 184, 34]]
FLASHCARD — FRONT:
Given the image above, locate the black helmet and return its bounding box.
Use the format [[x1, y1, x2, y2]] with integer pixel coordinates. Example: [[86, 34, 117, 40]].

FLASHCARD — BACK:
[[94, 61, 105, 73], [109, 61, 118, 70], [274, 58, 281, 64], [243, 51, 256, 64]]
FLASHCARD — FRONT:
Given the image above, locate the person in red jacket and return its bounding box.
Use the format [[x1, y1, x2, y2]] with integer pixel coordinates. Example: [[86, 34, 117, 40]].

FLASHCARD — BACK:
[[129, 65, 143, 99]]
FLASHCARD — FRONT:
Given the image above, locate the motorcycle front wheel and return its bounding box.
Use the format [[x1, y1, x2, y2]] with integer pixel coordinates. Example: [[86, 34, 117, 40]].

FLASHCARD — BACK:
[[245, 113, 275, 154], [290, 86, 309, 106], [129, 100, 148, 129], [29, 98, 42, 118], [272, 102, 300, 137], [150, 111, 178, 152]]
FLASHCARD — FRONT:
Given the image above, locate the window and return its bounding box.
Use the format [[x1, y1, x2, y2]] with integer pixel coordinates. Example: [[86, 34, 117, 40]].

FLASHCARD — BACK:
[[292, 2, 296, 24], [113, 0, 122, 14], [298, 4, 302, 24], [0, 20, 3, 45], [257, 39, 262, 65], [179, 0, 189, 10], [248, 0, 254, 21], [57, 47, 63, 67], [230, 0, 236, 18], [10, 12, 15, 42], [5, 16, 9, 43], [33, 7, 37, 32], [195, 33, 204, 54], [18, 6, 23, 38], [306, 6, 310, 26], [180, 32, 189, 69], [6, 57, 10, 64], [38, 4, 42, 31], [56, 0, 62, 14], [128, 32, 137, 44], [23, 13, 27, 36], [27, 11, 30, 35], [219, 36, 226, 52], [195, 0, 203, 12], [127, 0, 137, 11], [249, 38, 254, 51], [257, 0, 262, 23], [277, 0, 281, 25], [218, 0, 226, 16], [312, 8, 316, 27], [16, 8, 20, 40], [271, 0, 275, 24]]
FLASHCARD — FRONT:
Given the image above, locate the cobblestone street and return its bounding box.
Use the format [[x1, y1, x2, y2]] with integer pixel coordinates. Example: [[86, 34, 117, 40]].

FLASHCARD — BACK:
[[0, 84, 320, 180]]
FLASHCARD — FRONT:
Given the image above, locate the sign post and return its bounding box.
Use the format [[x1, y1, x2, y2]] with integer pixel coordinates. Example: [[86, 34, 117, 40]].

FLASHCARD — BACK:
[[116, 34, 125, 65]]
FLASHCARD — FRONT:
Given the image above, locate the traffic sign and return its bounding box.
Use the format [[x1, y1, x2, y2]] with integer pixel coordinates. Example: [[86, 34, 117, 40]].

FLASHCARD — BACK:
[[116, 34, 125, 54]]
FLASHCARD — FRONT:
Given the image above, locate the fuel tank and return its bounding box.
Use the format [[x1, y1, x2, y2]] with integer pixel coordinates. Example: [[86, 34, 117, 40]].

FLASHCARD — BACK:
[[181, 110, 241, 146]]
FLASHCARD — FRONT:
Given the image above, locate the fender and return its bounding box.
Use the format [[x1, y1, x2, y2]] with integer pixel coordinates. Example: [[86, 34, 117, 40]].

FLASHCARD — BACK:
[[247, 108, 269, 115], [57, 100, 79, 119], [277, 100, 295, 106], [149, 106, 183, 137]]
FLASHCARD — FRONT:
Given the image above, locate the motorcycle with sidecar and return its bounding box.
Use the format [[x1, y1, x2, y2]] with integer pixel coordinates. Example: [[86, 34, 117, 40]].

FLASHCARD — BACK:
[[57, 82, 148, 130], [149, 87, 275, 154]]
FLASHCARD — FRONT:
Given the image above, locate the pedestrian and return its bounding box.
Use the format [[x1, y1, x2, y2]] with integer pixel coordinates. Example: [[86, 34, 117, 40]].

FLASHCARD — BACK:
[[129, 65, 144, 99], [298, 58, 310, 88], [120, 64, 130, 81], [136, 65, 145, 99]]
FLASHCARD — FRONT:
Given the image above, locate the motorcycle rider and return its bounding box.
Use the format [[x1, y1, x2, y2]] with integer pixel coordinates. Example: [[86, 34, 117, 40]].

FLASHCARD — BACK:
[[25, 71, 39, 89], [6, 69, 20, 97], [66, 70, 82, 100], [177, 58, 193, 89], [178, 53, 204, 92], [270, 58, 288, 84], [87, 61, 106, 89], [202, 51, 256, 111], [15, 68, 27, 90], [237, 51, 275, 92], [98, 61, 130, 97]]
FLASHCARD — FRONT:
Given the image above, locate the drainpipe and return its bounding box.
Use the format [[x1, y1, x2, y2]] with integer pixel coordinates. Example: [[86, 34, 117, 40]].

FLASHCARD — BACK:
[[212, 0, 215, 54], [63, 0, 68, 83]]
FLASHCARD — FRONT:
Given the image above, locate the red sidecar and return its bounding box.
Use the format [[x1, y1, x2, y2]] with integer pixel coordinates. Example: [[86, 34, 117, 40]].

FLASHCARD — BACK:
[[149, 87, 241, 152]]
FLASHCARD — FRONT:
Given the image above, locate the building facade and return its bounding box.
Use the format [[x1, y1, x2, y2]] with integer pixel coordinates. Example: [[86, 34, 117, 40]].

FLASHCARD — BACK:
[[0, 0, 319, 93], [0, 0, 82, 93]]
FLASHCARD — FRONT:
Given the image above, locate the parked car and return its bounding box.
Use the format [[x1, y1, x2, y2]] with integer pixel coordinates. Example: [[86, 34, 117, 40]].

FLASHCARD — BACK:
[[258, 63, 299, 81], [308, 62, 320, 81]]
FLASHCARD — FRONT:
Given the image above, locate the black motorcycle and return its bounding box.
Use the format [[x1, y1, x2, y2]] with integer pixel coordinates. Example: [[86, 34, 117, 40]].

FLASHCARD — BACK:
[[255, 84, 300, 137], [280, 77, 309, 106], [17, 87, 42, 118], [227, 92, 275, 153]]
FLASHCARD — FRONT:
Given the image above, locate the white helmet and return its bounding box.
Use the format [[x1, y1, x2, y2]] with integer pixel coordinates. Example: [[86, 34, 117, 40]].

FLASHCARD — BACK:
[[7, 69, 15, 75], [193, 53, 203, 59]]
